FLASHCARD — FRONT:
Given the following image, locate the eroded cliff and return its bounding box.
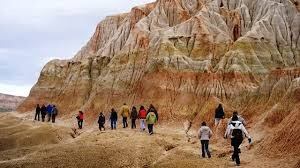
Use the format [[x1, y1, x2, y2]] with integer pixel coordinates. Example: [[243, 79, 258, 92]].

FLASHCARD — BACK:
[[18, 0, 300, 116]]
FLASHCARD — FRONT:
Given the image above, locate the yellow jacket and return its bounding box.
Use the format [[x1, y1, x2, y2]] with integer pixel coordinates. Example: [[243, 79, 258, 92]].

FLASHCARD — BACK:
[[120, 105, 130, 117]]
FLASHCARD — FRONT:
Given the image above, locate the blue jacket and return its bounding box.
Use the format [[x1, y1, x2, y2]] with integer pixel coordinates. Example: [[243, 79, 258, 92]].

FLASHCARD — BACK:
[[46, 105, 53, 114]]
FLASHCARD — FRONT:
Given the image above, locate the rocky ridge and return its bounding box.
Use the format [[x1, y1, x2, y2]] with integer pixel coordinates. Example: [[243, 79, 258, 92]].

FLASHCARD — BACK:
[[0, 93, 25, 112], [19, 0, 299, 115]]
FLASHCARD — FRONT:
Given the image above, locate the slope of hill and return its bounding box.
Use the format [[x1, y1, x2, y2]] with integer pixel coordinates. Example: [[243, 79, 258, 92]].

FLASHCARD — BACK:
[[0, 112, 299, 168], [15, 0, 300, 166], [0, 93, 25, 112]]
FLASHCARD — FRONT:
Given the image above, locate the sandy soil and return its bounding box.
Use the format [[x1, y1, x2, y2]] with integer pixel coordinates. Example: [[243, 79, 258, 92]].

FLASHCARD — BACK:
[[0, 112, 298, 168]]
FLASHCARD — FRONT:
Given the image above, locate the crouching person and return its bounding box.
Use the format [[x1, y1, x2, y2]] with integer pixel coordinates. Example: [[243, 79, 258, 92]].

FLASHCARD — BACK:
[[198, 122, 212, 158]]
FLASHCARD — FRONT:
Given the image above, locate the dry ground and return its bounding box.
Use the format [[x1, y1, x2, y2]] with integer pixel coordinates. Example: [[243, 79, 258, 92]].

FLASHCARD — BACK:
[[0, 112, 298, 168]]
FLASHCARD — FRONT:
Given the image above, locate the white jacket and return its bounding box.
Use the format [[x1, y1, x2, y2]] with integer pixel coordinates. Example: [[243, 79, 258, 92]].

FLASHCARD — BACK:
[[198, 126, 213, 140], [227, 115, 246, 126], [224, 121, 250, 139]]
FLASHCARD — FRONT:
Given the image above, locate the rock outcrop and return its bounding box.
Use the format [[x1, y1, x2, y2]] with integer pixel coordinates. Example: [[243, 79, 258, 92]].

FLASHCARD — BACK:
[[0, 93, 25, 112], [18, 0, 300, 121]]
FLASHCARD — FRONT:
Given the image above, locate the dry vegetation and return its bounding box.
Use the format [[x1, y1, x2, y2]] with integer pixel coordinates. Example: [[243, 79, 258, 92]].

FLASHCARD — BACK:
[[0, 111, 299, 168]]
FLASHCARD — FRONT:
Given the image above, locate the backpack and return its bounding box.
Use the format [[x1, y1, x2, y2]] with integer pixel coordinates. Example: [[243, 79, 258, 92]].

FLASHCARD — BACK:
[[232, 128, 244, 142], [52, 108, 58, 115]]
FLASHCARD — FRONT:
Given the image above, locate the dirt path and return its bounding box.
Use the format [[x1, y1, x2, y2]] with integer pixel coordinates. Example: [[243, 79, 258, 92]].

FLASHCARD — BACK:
[[0, 112, 298, 168]]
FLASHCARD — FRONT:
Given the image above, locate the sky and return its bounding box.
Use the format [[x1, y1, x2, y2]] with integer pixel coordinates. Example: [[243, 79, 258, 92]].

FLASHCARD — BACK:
[[0, 0, 154, 97]]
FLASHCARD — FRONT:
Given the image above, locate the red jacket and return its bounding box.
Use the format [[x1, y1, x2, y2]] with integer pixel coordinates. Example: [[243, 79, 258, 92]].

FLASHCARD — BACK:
[[79, 113, 84, 120], [138, 109, 147, 119]]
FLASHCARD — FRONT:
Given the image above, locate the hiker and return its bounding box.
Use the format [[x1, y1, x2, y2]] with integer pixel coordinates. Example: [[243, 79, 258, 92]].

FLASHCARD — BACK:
[[228, 111, 246, 126], [224, 115, 252, 166], [51, 105, 58, 123], [198, 122, 213, 158], [34, 104, 41, 121], [98, 112, 105, 131], [214, 104, 225, 126], [110, 108, 118, 130], [130, 106, 138, 129], [41, 104, 47, 122], [147, 104, 158, 121], [146, 110, 157, 135], [76, 111, 84, 129], [138, 106, 147, 131], [46, 104, 53, 122], [120, 103, 130, 128]]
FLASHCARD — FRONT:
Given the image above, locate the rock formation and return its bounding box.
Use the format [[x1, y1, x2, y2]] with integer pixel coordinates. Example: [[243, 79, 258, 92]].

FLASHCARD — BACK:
[[17, 0, 300, 158], [19, 0, 299, 116], [0, 93, 25, 112]]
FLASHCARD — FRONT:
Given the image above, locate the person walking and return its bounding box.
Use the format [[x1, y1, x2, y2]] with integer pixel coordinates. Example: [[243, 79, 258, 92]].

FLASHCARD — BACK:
[[98, 112, 106, 131], [146, 110, 157, 135], [138, 106, 147, 131], [198, 122, 213, 158], [147, 104, 158, 121], [130, 106, 138, 129], [224, 115, 252, 166], [51, 105, 58, 123], [34, 104, 41, 121], [110, 108, 118, 130], [76, 111, 84, 129], [41, 104, 47, 122], [120, 103, 130, 128], [214, 104, 225, 126], [46, 104, 53, 122]]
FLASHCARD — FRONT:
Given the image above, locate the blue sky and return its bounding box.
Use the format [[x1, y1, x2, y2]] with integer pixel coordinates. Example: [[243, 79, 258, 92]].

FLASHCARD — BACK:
[[0, 0, 154, 96]]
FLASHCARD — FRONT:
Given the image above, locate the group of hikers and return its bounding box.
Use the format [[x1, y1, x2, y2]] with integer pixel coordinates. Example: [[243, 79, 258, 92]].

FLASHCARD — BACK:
[[34, 104, 58, 123], [34, 103, 250, 166], [76, 103, 158, 135], [198, 104, 251, 166]]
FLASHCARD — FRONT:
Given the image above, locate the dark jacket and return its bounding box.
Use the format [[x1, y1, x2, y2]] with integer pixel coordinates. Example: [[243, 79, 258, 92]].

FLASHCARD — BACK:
[[110, 111, 118, 121], [41, 105, 47, 115], [52, 107, 58, 116], [215, 106, 225, 119], [36, 106, 41, 113], [41, 107, 46, 115], [98, 115, 105, 124], [130, 109, 138, 119]]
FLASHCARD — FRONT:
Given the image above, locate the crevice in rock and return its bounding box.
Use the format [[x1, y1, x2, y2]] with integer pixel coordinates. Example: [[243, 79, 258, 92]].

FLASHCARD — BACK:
[[220, 0, 224, 8], [233, 24, 240, 42]]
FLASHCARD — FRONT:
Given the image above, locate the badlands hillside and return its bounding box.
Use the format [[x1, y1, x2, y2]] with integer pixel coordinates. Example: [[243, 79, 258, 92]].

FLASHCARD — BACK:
[[0, 93, 25, 112], [18, 0, 300, 116], [11, 0, 300, 167]]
